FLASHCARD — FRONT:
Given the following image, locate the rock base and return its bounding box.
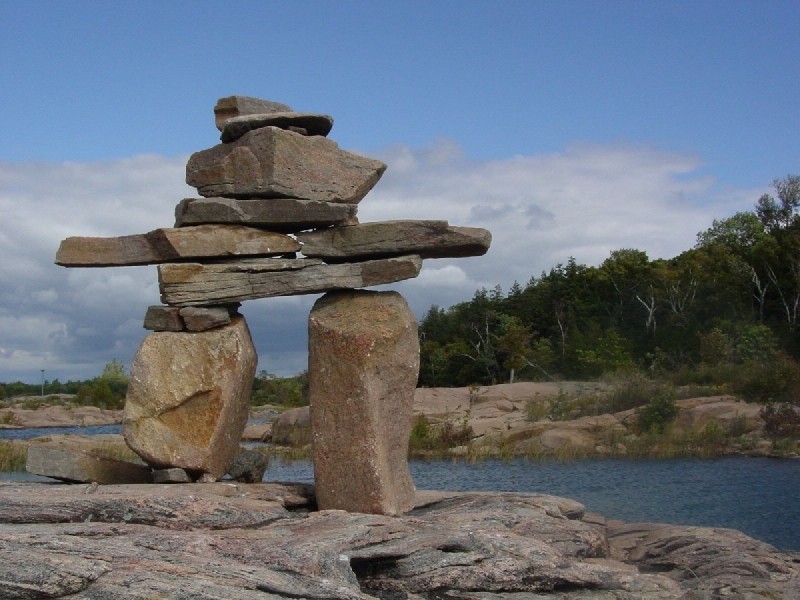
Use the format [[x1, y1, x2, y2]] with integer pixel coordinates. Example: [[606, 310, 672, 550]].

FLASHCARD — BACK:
[[0, 482, 797, 599]]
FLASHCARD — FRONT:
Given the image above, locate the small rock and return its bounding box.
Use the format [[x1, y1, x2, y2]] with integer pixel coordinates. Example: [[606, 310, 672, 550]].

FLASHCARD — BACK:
[[270, 406, 310, 446], [179, 306, 231, 331], [143, 305, 184, 331], [152, 467, 192, 483], [227, 449, 268, 483]]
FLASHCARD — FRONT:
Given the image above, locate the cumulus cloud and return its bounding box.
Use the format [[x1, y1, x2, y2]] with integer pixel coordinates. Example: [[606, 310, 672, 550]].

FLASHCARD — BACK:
[[0, 140, 765, 382]]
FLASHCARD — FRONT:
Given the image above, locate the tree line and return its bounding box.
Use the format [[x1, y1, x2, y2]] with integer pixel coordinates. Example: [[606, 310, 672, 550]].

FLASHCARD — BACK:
[[4, 176, 799, 410], [418, 175, 800, 404]]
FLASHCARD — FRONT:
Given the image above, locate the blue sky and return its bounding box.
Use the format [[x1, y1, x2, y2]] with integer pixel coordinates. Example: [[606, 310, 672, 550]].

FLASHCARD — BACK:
[[1, 1, 798, 383]]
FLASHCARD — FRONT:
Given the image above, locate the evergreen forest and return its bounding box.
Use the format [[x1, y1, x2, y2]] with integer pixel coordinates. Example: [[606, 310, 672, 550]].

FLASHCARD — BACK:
[[418, 175, 800, 405]]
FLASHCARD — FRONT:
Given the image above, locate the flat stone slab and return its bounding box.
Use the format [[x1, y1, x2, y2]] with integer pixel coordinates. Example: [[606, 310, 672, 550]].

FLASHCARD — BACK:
[[214, 96, 292, 130], [143, 305, 184, 331], [158, 255, 422, 306], [174, 197, 357, 231], [56, 224, 299, 267], [186, 127, 386, 203], [221, 112, 334, 143], [297, 220, 492, 260], [26, 440, 152, 484]]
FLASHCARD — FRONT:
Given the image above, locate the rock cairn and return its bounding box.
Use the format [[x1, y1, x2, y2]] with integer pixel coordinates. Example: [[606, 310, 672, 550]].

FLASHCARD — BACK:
[[55, 96, 491, 512]]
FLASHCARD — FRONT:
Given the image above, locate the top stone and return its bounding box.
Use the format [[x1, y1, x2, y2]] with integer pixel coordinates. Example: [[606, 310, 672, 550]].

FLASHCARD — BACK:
[[221, 112, 334, 143], [214, 96, 292, 131]]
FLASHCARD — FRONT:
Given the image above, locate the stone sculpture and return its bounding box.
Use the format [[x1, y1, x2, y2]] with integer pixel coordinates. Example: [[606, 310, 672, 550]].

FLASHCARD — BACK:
[[55, 95, 491, 513]]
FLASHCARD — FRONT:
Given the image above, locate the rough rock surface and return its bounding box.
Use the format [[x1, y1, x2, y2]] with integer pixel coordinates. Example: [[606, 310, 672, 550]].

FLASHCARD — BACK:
[[25, 439, 152, 484], [179, 306, 232, 331], [186, 127, 386, 203], [0, 482, 796, 599], [270, 405, 311, 446], [227, 448, 269, 483], [123, 315, 257, 479], [309, 290, 419, 516], [158, 254, 422, 306], [297, 220, 492, 260], [214, 95, 292, 130], [174, 197, 357, 231], [142, 305, 184, 331], [55, 224, 299, 267]]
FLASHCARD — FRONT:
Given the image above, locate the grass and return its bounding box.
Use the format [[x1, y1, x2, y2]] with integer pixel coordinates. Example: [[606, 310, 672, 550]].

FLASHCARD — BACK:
[[0, 440, 28, 471]]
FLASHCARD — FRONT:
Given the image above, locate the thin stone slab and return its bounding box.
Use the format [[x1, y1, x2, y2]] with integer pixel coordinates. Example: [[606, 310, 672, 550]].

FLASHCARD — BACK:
[[123, 316, 257, 479], [56, 224, 299, 267], [214, 96, 292, 130], [152, 467, 193, 483], [143, 305, 184, 331], [26, 441, 153, 484], [186, 127, 386, 204], [297, 220, 492, 260], [174, 197, 357, 231], [221, 112, 334, 143], [309, 290, 419, 515], [158, 255, 422, 306]]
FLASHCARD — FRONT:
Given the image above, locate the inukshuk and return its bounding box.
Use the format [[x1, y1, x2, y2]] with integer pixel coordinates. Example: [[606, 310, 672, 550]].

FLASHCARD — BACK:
[[55, 96, 491, 514]]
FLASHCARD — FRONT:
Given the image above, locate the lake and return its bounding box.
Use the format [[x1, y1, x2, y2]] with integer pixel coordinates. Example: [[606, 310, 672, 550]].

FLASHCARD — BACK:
[[3, 425, 798, 552], [268, 456, 800, 552]]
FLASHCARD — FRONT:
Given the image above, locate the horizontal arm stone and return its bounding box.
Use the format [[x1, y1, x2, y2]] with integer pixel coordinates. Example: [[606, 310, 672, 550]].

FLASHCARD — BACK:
[[296, 220, 492, 260], [55, 225, 299, 267]]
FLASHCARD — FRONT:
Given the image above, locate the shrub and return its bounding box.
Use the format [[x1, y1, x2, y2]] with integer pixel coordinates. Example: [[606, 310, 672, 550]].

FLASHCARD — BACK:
[[524, 397, 548, 422], [408, 414, 473, 453], [760, 402, 800, 439], [636, 392, 679, 434], [731, 355, 800, 404], [602, 370, 676, 413]]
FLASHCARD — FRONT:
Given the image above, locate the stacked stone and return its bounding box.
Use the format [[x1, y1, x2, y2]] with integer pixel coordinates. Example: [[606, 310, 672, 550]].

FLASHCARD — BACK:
[[55, 96, 491, 511]]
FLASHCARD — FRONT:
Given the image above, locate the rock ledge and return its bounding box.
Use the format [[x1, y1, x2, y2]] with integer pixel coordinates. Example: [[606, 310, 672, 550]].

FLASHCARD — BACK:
[[0, 482, 797, 599]]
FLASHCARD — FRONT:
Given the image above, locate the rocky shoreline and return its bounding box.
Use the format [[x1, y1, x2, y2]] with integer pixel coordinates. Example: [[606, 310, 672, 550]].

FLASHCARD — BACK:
[[0, 480, 797, 599], [1, 381, 791, 462]]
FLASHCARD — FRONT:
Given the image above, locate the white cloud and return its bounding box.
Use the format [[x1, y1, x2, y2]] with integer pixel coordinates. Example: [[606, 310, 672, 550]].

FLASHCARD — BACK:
[[0, 140, 766, 382]]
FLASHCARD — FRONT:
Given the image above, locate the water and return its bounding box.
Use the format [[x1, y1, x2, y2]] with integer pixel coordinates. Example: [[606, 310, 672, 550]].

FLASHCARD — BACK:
[[4, 424, 799, 551], [265, 456, 800, 551], [0, 424, 122, 440]]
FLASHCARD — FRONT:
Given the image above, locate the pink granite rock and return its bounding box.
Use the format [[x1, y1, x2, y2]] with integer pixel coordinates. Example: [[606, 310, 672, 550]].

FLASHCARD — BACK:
[[123, 315, 257, 479], [309, 290, 419, 515]]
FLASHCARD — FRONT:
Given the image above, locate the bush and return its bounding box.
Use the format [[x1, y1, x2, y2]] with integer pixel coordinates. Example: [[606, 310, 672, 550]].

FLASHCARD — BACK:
[[636, 392, 679, 434], [730, 355, 800, 404], [408, 414, 473, 452], [760, 403, 800, 439], [602, 370, 676, 413]]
